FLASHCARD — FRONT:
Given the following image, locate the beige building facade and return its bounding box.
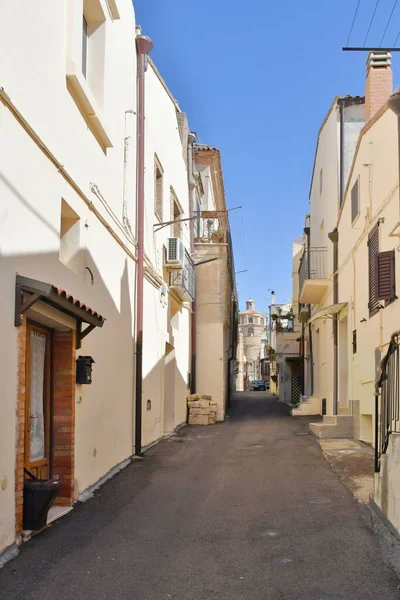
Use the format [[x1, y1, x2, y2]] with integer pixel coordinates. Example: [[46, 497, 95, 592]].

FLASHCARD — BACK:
[[292, 50, 400, 536], [275, 238, 304, 405], [192, 146, 238, 421], [238, 300, 267, 390]]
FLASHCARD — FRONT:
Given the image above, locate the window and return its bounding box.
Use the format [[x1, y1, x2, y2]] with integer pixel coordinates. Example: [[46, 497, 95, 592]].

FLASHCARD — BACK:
[[319, 168, 323, 195], [260, 318, 264, 325], [368, 225, 396, 315], [66, 0, 111, 149], [60, 199, 81, 274], [351, 178, 359, 224], [155, 156, 163, 221], [248, 317, 253, 324], [353, 330, 357, 354], [248, 327, 254, 336], [377, 250, 396, 303], [82, 15, 88, 78], [170, 188, 183, 238], [368, 224, 380, 316], [82, 0, 106, 107]]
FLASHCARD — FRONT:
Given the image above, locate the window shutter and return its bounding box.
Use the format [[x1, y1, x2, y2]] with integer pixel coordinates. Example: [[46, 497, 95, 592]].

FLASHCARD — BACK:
[[351, 179, 359, 223], [377, 250, 395, 301], [368, 224, 379, 314], [352, 330, 357, 354]]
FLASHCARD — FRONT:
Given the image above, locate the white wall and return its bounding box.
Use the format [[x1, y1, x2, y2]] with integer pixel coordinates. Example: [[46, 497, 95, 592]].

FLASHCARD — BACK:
[[141, 63, 191, 446], [307, 99, 364, 414], [0, 0, 138, 552]]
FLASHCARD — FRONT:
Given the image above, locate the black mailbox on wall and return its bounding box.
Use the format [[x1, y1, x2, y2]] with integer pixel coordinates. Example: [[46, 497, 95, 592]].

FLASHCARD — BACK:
[[76, 356, 95, 384]]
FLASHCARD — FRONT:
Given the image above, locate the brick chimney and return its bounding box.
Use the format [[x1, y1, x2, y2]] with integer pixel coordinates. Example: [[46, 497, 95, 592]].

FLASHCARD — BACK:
[[365, 51, 392, 121]]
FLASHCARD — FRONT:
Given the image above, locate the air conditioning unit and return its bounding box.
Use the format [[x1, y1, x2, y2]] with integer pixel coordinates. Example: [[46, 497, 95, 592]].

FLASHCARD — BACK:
[[166, 238, 185, 268], [299, 306, 310, 323]]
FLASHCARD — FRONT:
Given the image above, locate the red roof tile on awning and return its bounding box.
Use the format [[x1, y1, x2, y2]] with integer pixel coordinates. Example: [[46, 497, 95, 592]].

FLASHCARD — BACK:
[[54, 288, 104, 321]]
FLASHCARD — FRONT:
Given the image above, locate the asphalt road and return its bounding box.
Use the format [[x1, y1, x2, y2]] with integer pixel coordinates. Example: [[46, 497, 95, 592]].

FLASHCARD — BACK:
[[1, 393, 400, 600]]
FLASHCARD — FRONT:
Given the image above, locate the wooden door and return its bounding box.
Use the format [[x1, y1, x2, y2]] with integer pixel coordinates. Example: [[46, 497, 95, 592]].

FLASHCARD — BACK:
[[25, 322, 51, 479]]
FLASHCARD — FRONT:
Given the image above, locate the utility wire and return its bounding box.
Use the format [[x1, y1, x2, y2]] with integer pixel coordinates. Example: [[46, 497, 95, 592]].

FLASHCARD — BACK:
[[394, 29, 400, 46], [346, 0, 362, 46], [363, 0, 381, 46], [380, 0, 398, 45]]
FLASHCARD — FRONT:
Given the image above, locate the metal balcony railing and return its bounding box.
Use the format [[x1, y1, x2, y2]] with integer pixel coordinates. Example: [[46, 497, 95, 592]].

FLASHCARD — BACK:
[[169, 251, 195, 300], [375, 332, 400, 472], [298, 247, 328, 293], [194, 211, 228, 244]]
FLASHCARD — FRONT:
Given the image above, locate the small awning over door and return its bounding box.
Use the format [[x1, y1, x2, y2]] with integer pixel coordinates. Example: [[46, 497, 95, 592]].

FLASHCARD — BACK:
[[308, 302, 347, 324], [15, 275, 105, 348]]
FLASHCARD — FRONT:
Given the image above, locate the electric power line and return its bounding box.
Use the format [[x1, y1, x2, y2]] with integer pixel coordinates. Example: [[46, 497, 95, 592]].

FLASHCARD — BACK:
[[363, 0, 381, 46], [380, 0, 398, 46], [346, 0, 362, 46]]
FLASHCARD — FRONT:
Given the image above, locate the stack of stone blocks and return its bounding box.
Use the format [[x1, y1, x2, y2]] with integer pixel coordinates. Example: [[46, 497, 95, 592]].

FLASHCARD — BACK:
[[187, 394, 217, 425]]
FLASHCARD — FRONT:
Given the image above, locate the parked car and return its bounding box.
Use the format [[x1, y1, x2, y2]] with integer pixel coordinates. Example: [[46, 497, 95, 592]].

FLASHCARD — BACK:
[[252, 380, 266, 391]]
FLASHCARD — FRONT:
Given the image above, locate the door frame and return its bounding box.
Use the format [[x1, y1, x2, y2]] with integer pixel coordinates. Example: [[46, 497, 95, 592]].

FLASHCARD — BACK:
[[25, 320, 52, 479]]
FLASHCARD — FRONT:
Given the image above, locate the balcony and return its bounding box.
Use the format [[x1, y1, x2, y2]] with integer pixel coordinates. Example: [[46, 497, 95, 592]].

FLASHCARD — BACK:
[[299, 247, 328, 304], [169, 251, 195, 301], [194, 211, 228, 244]]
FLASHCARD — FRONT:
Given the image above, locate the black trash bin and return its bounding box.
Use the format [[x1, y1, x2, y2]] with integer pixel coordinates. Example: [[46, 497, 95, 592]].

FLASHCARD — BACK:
[[23, 475, 62, 531]]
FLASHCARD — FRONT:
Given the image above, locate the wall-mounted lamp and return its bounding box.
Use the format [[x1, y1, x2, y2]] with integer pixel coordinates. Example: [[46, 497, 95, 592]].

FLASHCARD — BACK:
[[328, 228, 338, 243]]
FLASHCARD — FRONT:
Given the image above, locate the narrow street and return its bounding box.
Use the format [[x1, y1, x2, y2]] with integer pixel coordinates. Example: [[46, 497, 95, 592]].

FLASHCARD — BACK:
[[1, 394, 400, 600]]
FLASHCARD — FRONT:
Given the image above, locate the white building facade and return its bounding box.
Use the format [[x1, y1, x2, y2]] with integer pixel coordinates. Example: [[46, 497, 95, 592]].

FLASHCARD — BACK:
[[0, 0, 209, 559]]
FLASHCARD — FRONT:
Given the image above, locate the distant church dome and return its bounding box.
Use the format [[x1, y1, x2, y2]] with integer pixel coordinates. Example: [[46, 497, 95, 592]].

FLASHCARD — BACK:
[[246, 299, 255, 311]]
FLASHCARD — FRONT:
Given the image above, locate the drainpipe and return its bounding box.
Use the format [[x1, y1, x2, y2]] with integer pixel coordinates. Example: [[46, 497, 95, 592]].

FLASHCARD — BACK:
[[304, 225, 314, 396], [338, 99, 345, 209], [329, 227, 339, 416], [326, 99, 345, 417], [188, 132, 197, 394], [188, 132, 196, 253], [300, 322, 305, 394], [134, 34, 153, 457]]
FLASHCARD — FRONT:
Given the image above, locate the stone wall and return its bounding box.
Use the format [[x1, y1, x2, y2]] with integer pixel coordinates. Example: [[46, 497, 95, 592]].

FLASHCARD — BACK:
[[187, 394, 217, 425]]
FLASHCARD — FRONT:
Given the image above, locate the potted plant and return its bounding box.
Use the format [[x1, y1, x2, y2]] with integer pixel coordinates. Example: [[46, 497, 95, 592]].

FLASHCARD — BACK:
[[211, 230, 225, 243]]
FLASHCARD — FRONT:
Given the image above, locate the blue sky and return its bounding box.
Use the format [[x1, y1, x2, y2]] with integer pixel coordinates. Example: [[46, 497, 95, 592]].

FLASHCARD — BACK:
[[135, 0, 400, 315]]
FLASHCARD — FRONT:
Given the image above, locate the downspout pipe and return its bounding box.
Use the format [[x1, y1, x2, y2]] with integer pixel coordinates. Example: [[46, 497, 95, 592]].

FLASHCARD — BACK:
[[327, 98, 345, 417], [304, 225, 314, 396], [188, 132, 197, 395], [188, 132, 196, 253], [329, 227, 339, 416], [339, 99, 345, 209], [134, 34, 153, 457]]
